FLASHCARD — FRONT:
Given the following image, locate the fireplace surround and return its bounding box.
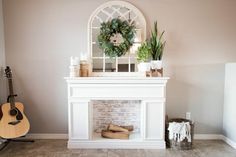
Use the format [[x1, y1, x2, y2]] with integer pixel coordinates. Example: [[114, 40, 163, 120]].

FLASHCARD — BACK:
[[65, 77, 169, 149]]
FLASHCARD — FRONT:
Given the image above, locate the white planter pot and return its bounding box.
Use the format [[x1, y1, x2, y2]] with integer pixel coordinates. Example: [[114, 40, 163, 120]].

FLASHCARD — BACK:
[[138, 62, 151, 72], [151, 60, 162, 69]]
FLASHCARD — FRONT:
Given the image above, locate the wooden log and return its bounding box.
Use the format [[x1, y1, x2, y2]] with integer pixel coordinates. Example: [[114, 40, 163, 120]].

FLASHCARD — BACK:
[[107, 124, 129, 132], [101, 130, 129, 139], [120, 125, 134, 132]]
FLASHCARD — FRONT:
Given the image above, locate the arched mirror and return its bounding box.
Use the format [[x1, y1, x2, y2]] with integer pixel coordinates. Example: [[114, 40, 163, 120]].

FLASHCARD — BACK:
[[88, 1, 146, 76]]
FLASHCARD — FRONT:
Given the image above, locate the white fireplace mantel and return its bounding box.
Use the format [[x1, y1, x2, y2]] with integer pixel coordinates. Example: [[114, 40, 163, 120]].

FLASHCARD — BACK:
[[65, 77, 169, 149]]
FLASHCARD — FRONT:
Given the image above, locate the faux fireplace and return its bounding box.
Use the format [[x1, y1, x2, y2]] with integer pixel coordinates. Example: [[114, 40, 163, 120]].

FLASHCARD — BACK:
[[65, 77, 169, 149], [92, 100, 141, 139]]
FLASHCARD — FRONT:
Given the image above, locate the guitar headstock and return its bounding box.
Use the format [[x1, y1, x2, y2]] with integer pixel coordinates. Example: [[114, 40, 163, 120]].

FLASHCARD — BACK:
[[5, 66, 12, 79]]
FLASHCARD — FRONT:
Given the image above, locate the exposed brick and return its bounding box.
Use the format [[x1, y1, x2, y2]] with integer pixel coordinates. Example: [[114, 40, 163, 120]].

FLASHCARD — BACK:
[[92, 100, 141, 133]]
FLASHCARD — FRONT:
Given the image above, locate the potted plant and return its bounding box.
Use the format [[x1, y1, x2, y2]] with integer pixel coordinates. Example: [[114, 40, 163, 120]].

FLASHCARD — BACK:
[[137, 42, 151, 72], [148, 21, 166, 69]]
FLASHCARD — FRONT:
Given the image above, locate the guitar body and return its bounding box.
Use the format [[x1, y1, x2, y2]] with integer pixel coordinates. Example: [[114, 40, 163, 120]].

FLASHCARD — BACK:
[[0, 102, 30, 139]]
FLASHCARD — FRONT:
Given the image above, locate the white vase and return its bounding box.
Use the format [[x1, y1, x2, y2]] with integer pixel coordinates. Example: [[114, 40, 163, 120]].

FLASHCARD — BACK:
[[151, 60, 162, 69], [138, 62, 151, 72]]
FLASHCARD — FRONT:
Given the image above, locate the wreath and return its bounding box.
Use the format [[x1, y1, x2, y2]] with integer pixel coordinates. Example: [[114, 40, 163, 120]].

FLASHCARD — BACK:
[[97, 18, 136, 57]]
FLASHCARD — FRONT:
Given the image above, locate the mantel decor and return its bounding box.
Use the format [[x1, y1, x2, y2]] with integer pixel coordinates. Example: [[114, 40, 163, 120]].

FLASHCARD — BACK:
[[149, 21, 166, 74], [88, 1, 146, 76], [149, 22, 166, 61], [97, 18, 136, 58]]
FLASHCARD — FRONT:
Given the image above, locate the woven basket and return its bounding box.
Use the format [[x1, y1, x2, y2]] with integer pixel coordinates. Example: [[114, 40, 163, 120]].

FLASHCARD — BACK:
[[166, 118, 194, 150]]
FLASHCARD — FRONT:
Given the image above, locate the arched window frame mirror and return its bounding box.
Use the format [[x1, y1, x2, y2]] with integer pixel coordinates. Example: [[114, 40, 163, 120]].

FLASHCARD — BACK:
[[88, 1, 146, 76]]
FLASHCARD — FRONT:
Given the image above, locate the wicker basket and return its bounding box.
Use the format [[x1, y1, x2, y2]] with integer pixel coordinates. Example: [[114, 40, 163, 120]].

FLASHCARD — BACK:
[[166, 118, 194, 150]]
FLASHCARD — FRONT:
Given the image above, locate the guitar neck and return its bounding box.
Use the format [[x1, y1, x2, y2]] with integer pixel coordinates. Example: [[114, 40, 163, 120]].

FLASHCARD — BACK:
[[8, 78, 15, 109]]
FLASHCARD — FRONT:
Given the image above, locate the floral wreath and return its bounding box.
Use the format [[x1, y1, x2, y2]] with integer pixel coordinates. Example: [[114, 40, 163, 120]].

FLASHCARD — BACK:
[[97, 18, 136, 57]]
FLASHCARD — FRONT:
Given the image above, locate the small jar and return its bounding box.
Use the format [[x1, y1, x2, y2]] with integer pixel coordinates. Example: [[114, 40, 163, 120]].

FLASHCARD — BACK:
[[80, 60, 89, 77]]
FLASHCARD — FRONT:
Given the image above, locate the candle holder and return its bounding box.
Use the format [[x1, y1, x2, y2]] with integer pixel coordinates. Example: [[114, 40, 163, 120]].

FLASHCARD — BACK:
[[80, 60, 89, 77], [151, 68, 163, 77]]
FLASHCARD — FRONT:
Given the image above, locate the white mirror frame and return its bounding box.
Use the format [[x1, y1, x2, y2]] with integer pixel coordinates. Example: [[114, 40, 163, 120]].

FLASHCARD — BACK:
[[88, 1, 147, 77]]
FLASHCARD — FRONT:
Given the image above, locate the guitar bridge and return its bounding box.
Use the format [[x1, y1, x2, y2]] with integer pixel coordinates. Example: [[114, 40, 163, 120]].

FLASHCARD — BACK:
[[8, 120, 21, 125]]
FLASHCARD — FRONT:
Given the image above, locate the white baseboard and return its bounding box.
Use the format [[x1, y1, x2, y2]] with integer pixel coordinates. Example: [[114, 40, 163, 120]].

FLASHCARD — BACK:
[[26, 134, 223, 140], [68, 140, 166, 149], [194, 134, 236, 149], [194, 134, 224, 140], [24, 133, 68, 139], [222, 136, 236, 149]]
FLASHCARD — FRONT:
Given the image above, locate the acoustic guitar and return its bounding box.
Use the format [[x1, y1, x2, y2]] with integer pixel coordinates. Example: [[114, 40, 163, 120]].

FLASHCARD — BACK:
[[0, 66, 30, 139]]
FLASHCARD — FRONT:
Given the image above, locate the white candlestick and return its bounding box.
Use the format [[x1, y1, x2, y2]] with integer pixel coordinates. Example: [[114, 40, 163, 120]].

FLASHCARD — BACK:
[[70, 56, 79, 66], [80, 53, 87, 61]]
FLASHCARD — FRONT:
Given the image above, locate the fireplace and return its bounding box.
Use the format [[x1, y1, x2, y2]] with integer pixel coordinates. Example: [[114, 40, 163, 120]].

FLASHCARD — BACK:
[[92, 100, 141, 140], [65, 77, 169, 149]]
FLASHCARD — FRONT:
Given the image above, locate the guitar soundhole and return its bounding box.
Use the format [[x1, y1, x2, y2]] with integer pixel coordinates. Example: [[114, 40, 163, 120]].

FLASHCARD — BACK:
[[10, 108, 18, 116], [9, 108, 23, 120]]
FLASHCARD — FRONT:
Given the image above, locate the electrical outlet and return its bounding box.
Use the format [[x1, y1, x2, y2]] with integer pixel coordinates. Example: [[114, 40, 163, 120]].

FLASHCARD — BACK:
[[186, 112, 191, 120]]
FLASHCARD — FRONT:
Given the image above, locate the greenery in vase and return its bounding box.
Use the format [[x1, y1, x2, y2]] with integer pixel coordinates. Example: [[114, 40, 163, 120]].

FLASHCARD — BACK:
[[137, 42, 150, 62], [148, 21, 166, 60]]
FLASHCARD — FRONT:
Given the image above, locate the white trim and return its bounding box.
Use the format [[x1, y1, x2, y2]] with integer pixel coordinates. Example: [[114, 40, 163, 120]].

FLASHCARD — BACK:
[[222, 136, 236, 149], [194, 134, 224, 140], [68, 140, 165, 149], [24, 134, 68, 140], [194, 134, 236, 149]]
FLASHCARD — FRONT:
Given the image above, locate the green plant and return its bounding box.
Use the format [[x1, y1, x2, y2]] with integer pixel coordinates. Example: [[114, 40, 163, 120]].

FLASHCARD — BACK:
[[148, 21, 166, 60], [137, 42, 150, 62]]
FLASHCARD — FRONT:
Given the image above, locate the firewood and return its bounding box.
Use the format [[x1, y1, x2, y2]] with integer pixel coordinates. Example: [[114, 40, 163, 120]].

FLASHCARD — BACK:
[[101, 130, 129, 139], [107, 124, 129, 132], [120, 125, 134, 132]]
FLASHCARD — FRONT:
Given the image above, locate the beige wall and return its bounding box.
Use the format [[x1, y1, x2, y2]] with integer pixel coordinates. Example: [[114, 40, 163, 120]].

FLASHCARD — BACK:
[[2, 0, 236, 134], [0, 0, 6, 104]]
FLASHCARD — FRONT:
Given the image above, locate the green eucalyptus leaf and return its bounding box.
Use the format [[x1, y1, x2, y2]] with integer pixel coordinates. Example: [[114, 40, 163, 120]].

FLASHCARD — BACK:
[[97, 18, 136, 58]]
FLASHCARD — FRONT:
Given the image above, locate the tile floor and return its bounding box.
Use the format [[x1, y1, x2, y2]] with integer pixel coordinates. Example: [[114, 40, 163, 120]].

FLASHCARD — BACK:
[[0, 140, 236, 157]]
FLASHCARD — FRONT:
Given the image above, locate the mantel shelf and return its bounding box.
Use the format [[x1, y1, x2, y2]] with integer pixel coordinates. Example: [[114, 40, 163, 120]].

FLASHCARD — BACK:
[[64, 77, 169, 84]]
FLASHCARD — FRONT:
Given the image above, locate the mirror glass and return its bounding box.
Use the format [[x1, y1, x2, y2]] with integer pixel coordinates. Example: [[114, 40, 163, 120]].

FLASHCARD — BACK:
[[90, 2, 146, 74]]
